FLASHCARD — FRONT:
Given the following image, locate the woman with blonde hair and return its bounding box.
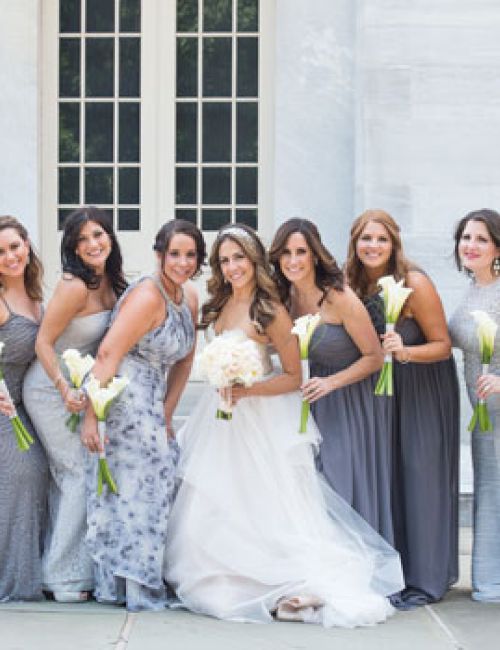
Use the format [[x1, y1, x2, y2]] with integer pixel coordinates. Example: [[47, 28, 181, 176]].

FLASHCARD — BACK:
[[0, 215, 48, 601], [345, 209, 459, 608], [166, 224, 403, 628]]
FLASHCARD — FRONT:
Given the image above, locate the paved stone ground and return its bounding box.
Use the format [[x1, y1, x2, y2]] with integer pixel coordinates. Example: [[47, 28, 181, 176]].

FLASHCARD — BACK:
[[2, 529, 499, 650]]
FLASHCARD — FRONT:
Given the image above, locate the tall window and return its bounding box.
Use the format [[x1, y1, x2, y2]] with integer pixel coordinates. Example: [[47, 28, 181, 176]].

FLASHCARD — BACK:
[[175, 0, 259, 231], [57, 0, 142, 231]]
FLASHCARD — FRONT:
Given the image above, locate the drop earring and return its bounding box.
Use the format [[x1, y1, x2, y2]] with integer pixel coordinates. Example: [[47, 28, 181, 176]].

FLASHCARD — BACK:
[[493, 257, 500, 276]]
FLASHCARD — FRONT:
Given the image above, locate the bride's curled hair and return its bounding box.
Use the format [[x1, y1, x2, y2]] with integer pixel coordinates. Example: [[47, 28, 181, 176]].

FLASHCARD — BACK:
[[201, 224, 281, 333]]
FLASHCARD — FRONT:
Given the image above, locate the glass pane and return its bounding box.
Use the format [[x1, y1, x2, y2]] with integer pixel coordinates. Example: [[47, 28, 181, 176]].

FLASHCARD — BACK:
[[236, 167, 257, 204], [202, 168, 230, 204], [86, 38, 114, 97], [58, 167, 80, 204], [58, 208, 74, 230], [204, 0, 232, 32], [120, 38, 140, 97], [59, 39, 80, 97], [236, 102, 257, 162], [118, 167, 140, 203], [176, 103, 197, 162], [202, 208, 231, 231], [176, 208, 197, 224], [119, 103, 140, 162], [203, 38, 231, 97], [59, 103, 80, 162], [235, 208, 257, 229], [86, 0, 115, 32], [177, 38, 197, 97], [238, 0, 258, 32], [176, 167, 197, 204], [85, 102, 114, 161], [85, 167, 114, 204], [237, 37, 258, 97], [120, 0, 141, 32], [177, 0, 197, 32], [60, 0, 81, 33], [202, 102, 231, 162], [118, 208, 140, 230]]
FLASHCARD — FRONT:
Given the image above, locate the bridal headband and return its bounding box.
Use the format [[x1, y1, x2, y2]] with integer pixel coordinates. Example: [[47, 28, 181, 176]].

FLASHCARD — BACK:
[[218, 226, 255, 243]]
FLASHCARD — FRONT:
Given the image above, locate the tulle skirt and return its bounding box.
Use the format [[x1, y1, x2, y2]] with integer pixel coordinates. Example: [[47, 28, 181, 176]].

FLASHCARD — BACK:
[[165, 386, 404, 627]]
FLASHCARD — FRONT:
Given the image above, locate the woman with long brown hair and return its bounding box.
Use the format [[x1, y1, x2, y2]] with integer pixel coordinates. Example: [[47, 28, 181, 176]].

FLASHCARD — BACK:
[[345, 209, 459, 608], [166, 224, 403, 627], [23, 206, 126, 602], [269, 218, 393, 542], [0, 216, 48, 601]]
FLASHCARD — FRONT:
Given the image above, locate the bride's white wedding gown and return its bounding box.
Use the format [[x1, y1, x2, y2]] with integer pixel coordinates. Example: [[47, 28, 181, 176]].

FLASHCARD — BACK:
[[165, 335, 404, 627]]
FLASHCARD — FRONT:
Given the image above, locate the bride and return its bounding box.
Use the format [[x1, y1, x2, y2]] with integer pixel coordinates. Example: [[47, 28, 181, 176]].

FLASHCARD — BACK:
[[165, 224, 404, 627]]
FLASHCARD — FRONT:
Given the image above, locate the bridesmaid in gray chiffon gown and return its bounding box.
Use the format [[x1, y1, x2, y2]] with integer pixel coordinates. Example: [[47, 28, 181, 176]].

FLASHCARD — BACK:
[[449, 209, 500, 602], [23, 207, 126, 602], [80, 220, 203, 611], [269, 219, 394, 543], [346, 209, 459, 607], [0, 216, 48, 602]]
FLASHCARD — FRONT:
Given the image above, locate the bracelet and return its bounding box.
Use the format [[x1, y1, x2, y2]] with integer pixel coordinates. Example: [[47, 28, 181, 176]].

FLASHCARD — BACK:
[[400, 347, 410, 365], [54, 374, 65, 389]]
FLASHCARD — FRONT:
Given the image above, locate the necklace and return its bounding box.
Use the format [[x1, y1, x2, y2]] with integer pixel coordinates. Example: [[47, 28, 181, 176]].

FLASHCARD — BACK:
[[157, 274, 183, 304]]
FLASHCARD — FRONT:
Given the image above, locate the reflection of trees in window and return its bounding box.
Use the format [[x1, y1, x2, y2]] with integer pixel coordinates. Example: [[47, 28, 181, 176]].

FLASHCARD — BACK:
[[57, 0, 141, 231]]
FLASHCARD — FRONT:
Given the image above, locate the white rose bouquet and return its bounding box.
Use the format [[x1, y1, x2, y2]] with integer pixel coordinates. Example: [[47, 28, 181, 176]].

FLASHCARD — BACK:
[[199, 330, 264, 419], [62, 349, 95, 432], [374, 275, 413, 396], [291, 313, 321, 433], [468, 310, 497, 433], [0, 342, 34, 451], [86, 373, 129, 495]]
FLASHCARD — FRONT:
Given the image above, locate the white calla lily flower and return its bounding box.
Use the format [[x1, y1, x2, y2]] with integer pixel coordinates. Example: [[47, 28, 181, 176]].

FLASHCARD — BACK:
[[471, 310, 498, 363], [86, 373, 129, 421], [291, 313, 321, 358], [62, 349, 95, 388]]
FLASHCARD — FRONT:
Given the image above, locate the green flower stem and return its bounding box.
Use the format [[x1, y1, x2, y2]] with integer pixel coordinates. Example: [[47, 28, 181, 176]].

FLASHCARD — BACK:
[[374, 361, 394, 397], [65, 413, 81, 433], [216, 388, 232, 420], [11, 414, 34, 451], [96, 420, 119, 495], [299, 400, 309, 433], [468, 400, 493, 433]]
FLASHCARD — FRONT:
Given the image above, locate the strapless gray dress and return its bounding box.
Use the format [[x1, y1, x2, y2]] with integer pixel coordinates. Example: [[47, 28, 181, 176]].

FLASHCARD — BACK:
[[391, 318, 459, 606], [309, 323, 394, 543], [85, 277, 195, 611], [0, 302, 48, 601], [23, 311, 110, 593], [449, 278, 500, 602]]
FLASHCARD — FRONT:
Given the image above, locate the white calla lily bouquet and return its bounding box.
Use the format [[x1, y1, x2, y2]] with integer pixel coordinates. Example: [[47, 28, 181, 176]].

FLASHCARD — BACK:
[[199, 330, 264, 419], [62, 349, 95, 432], [468, 310, 497, 433], [374, 275, 413, 396], [86, 373, 129, 495], [291, 313, 321, 433], [0, 342, 34, 451]]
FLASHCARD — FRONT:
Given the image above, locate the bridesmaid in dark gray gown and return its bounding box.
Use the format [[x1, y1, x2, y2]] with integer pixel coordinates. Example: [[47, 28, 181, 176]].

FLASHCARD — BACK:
[[0, 216, 48, 602], [346, 209, 459, 607], [269, 219, 394, 543]]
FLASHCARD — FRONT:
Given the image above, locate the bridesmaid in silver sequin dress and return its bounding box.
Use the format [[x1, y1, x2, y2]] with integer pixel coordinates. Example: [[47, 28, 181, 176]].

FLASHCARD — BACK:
[[0, 216, 48, 602], [449, 209, 500, 602], [345, 210, 459, 608], [81, 220, 204, 611], [23, 207, 127, 602]]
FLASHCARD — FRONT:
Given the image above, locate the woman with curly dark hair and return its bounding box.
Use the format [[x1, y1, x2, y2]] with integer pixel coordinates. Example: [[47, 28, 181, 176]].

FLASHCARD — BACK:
[[165, 224, 403, 627], [23, 206, 126, 602], [269, 218, 392, 542], [346, 209, 459, 608], [0, 216, 48, 602]]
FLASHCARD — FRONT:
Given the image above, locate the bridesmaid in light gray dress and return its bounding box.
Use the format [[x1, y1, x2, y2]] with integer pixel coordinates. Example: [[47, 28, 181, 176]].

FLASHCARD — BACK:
[[23, 207, 127, 602], [449, 209, 500, 602], [269, 219, 393, 542], [80, 220, 204, 611], [0, 216, 48, 602]]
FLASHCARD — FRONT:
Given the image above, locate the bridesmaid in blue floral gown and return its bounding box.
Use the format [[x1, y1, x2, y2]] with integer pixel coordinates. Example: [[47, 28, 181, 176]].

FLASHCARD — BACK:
[[81, 219, 205, 611]]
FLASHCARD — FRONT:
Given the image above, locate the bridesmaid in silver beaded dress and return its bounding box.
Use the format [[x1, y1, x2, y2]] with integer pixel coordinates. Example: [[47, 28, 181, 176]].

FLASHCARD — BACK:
[[449, 209, 500, 602], [0, 216, 48, 602], [81, 220, 204, 611], [23, 207, 127, 602]]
